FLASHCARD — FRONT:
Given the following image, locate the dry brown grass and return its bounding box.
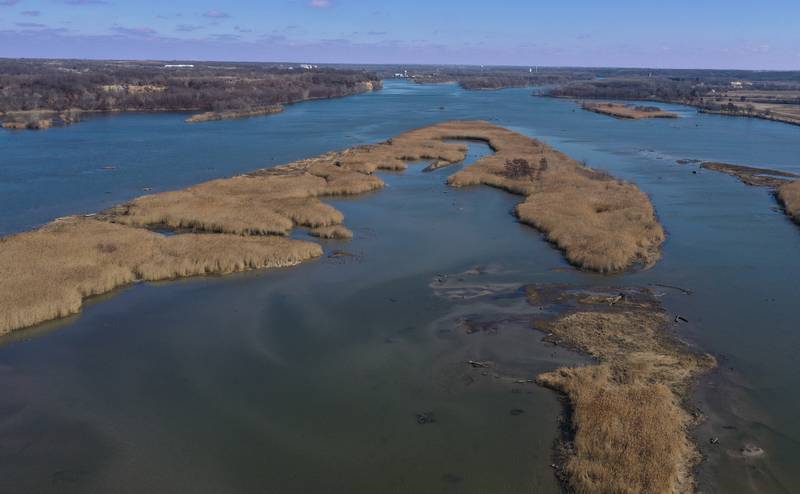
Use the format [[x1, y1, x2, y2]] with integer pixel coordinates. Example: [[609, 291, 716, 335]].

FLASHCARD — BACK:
[[2, 121, 663, 334], [441, 121, 664, 272], [0, 217, 322, 335], [532, 287, 715, 494], [701, 162, 797, 188], [308, 225, 354, 239], [778, 180, 800, 223], [185, 106, 283, 123], [582, 102, 678, 120]]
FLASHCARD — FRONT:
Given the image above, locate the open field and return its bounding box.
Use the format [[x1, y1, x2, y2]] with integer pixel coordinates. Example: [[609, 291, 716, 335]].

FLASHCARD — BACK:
[[530, 285, 715, 494], [582, 102, 678, 119]]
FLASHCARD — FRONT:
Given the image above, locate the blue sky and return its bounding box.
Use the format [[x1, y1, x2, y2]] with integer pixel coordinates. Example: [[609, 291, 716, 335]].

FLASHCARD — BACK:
[[0, 0, 798, 69]]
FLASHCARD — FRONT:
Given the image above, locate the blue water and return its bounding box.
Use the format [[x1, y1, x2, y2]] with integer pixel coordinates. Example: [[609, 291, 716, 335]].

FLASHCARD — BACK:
[[1, 81, 800, 493]]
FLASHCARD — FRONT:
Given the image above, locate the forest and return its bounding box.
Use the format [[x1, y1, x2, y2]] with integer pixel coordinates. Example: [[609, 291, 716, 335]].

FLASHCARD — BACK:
[[0, 59, 381, 115]]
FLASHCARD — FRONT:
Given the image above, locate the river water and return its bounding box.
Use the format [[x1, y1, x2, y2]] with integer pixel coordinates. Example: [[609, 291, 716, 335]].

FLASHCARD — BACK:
[[1, 80, 799, 493]]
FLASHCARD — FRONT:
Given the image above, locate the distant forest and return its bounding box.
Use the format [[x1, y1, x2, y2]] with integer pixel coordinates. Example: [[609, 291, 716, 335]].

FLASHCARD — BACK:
[[0, 59, 381, 113]]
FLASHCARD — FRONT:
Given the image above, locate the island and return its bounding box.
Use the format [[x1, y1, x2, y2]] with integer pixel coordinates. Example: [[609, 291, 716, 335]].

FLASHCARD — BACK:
[[1, 121, 664, 336], [582, 102, 678, 119]]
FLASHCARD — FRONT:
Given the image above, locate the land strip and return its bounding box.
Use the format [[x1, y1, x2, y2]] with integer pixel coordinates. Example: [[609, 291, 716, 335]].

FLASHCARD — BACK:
[[185, 106, 284, 123], [582, 102, 678, 120], [682, 161, 800, 223]]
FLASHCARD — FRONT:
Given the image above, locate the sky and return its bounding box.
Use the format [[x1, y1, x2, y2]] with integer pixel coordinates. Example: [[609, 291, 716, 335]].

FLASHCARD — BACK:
[[0, 0, 798, 70]]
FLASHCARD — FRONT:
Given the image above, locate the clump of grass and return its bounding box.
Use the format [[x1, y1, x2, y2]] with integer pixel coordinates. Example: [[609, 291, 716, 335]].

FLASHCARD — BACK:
[[531, 287, 715, 494], [309, 225, 353, 239], [777, 180, 800, 224], [0, 217, 322, 335]]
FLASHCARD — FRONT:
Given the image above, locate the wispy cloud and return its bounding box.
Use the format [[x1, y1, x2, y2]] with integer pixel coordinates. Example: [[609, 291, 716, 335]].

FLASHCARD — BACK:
[[202, 9, 229, 19], [309, 0, 333, 8], [176, 24, 203, 32], [0, 0, 21, 6], [21, 10, 40, 16], [63, 0, 109, 4], [111, 26, 157, 37], [16, 22, 46, 28]]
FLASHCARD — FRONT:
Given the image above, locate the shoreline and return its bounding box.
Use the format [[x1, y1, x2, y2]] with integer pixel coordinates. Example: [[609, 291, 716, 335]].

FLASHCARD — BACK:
[[0, 80, 380, 131]]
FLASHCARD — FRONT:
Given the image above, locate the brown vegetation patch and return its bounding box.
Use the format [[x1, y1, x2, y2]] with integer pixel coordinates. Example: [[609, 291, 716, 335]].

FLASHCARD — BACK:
[[309, 225, 354, 239], [0, 217, 322, 335], [442, 121, 664, 272], [185, 106, 284, 123], [582, 102, 678, 120], [2, 121, 662, 334], [778, 180, 800, 224], [700, 162, 798, 188], [531, 286, 715, 494]]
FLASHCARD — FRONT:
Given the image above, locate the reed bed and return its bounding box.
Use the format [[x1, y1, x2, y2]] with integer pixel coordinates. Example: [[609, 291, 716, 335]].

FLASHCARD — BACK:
[[2, 120, 663, 334], [441, 121, 664, 271], [532, 287, 715, 494], [778, 180, 800, 223], [582, 102, 678, 119], [0, 217, 321, 335]]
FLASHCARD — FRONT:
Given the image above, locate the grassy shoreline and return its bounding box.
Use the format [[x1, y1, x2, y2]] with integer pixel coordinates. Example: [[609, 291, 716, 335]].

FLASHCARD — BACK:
[[529, 285, 716, 493]]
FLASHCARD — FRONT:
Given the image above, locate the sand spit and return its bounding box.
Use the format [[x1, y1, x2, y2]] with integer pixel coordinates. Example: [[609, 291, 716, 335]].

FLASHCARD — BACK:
[[700, 162, 798, 188], [185, 106, 284, 123], [529, 285, 715, 494], [693, 162, 800, 223], [582, 102, 678, 120], [0, 217, 321, 335], [778, 180, 800, 224], [442, 121, 664, 272]]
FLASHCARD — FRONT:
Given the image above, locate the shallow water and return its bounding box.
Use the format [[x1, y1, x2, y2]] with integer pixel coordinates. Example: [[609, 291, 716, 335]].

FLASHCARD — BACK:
[[2, 81, 800, 492]]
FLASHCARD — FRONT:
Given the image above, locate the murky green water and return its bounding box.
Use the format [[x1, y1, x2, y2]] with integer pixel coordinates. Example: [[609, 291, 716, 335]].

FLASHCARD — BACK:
[[1, 81, 799, 492]]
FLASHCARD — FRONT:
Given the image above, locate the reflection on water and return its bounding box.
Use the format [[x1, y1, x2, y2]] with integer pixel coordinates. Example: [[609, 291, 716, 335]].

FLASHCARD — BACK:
[[1, 81, 800, 492]]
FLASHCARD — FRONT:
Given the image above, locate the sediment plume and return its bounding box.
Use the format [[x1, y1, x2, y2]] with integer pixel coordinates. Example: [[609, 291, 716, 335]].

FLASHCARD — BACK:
[[582, 102, 678, 119], [778, 180, 800, 224], [529, 285, 715, 494], [0, 217, 321, 335]]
